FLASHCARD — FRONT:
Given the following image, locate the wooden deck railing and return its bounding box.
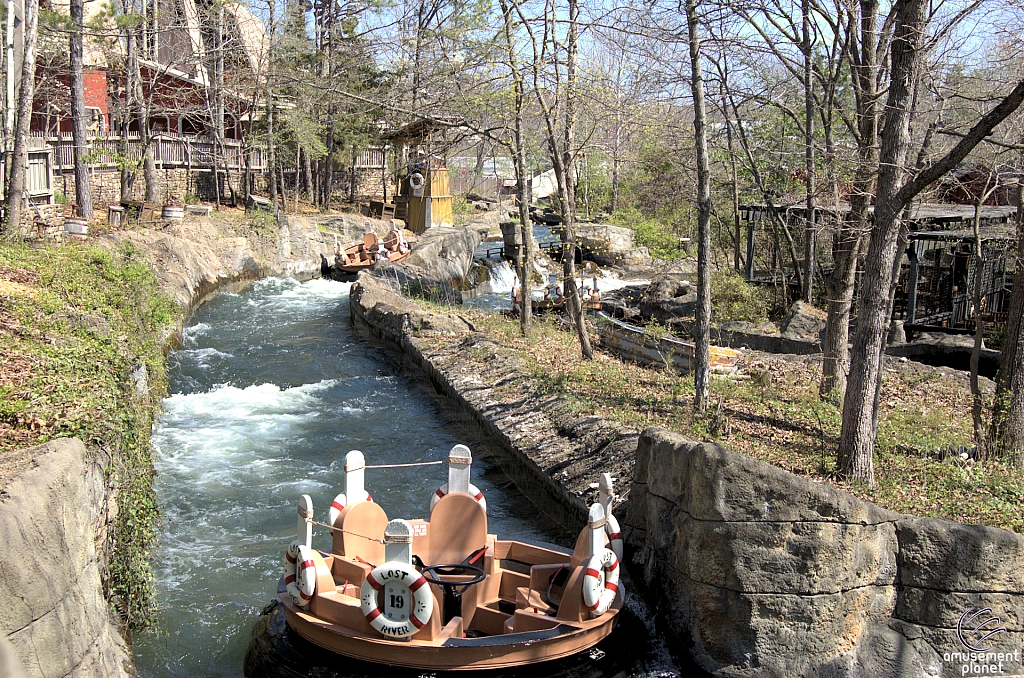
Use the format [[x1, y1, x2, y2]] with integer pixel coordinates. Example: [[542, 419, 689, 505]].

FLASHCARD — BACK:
[[28, 132, 266, 171]]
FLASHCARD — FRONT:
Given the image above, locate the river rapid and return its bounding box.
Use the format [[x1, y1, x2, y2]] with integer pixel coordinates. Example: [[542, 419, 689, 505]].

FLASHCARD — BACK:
[[133, 276, 685, 678]]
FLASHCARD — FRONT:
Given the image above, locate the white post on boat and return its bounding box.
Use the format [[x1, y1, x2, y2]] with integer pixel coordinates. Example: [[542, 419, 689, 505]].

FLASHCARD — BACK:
[[599, 473, 615, 519], [447, 444, 472, 494], [588, 502, 607, 557], [384, 519, 413, 564], [364, 220, 373, 233], [345, 450, 369, 504], [297, 494, 314, 549]]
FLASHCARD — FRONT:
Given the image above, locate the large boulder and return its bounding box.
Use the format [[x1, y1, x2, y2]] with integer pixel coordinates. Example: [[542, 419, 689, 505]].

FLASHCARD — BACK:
[[779, 300, 826, 339], [402, 226, 485, 284]]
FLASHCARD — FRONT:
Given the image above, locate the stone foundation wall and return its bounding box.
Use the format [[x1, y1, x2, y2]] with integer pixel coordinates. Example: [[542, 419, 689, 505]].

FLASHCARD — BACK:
[[53, 168, 266, 215], [625, 427, 1024, 678]]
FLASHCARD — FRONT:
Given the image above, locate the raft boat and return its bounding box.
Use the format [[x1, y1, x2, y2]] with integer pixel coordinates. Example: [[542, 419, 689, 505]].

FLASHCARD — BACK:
[[277, 446, 623, 671], [335, 223, 410, 273]]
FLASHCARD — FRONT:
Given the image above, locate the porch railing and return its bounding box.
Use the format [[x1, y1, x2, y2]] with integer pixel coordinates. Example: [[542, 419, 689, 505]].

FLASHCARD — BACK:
[[28, 132, 266, 172]]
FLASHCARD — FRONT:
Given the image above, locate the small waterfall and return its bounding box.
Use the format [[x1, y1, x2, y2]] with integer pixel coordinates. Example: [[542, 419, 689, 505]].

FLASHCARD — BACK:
[[487, 260, 517, 294]]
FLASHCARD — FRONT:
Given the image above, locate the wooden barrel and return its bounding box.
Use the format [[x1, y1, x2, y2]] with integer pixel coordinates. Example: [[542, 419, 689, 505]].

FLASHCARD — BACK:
[[162, 205, 184, 221], [64, 217, 88, 239]]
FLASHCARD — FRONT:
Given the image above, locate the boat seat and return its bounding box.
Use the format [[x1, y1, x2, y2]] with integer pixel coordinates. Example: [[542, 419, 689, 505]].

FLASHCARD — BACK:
[[363, 231, 379, 249], [425, 493, 488, 566], [331, 500, 388, 566]]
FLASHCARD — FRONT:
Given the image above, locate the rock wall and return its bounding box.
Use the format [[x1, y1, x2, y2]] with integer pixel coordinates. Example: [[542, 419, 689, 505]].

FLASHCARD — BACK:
[[0, 439, 132, 678], [625, 427, 1024, 678]]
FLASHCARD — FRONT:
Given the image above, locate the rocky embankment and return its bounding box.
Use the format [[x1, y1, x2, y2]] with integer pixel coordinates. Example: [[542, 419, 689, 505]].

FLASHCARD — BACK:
[[350, 273, 1024, 678]]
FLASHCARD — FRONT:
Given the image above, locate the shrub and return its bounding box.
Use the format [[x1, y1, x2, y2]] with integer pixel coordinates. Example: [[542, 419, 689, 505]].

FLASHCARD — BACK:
[[711, 270, 769, 323]]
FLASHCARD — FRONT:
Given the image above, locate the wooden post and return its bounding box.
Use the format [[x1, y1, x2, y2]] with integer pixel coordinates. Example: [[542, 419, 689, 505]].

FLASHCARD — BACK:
[[906, 241, 922, 327], [588, 503, 606, 557], [345, 450, 369, 504], [447, 444, 472, 494], [297, 494, 313, 549], [598, 473, 614, 519], [745, 214, 756, 281], [384, 519, 413, 564]]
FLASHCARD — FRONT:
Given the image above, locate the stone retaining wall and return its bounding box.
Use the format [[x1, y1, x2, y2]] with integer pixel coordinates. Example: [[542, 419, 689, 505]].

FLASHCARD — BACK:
[[626, 427, 1024, 678], [596, 313, 741, 374], [0, 440, 131, 678]]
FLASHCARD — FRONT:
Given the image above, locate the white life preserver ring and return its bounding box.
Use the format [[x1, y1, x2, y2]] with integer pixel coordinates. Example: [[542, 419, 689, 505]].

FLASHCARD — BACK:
[[409, 172, 425, 189], [429, 483, 486, 513], [604, 513, 623, 562], [327, 491, 373, 528], [284, 540, 316, 607], [582, 547, 621, 617], [360, 562, 434, 638]]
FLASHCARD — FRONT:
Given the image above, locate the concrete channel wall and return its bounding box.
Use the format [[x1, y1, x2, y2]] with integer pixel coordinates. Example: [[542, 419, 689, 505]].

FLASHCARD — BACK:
[[596, 313, 741, 374], [350, 274, 1024, 678]]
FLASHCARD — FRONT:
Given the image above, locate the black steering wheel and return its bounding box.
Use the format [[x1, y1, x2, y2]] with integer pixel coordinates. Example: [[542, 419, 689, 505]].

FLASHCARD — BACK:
[[420, 564, 487, 624], [421, 564, 486, 592]]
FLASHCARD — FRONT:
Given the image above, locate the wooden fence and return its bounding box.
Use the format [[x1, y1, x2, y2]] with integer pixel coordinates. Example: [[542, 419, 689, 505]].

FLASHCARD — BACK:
[[28, 132, 265, 171]]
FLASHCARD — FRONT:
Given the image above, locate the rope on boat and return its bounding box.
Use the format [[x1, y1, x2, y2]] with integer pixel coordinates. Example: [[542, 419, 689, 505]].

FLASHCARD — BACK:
[[364, 460, 444, 469], [306, 517, 386, 543]]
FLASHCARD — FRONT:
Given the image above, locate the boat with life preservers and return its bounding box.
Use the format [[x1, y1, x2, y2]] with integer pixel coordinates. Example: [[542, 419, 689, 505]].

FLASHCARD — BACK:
[[277, 445, 624, 670]]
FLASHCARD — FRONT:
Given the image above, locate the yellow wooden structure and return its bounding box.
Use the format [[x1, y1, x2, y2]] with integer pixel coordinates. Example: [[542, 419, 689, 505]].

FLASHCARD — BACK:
[[403, 165, 453, 234]]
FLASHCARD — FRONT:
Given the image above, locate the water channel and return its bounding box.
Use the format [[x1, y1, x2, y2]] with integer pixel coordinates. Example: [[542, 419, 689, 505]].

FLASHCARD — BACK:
[[133, 276, 686, 678]]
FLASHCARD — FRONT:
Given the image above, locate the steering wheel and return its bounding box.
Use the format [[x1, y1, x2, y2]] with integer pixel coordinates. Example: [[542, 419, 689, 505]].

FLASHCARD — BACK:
[[421, 564, 486, 593]]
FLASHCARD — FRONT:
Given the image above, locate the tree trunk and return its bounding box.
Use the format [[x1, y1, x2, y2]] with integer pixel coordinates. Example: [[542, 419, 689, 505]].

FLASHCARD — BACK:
[[303, 148, 314, 204], [70, 0, 93, 219], [686, 0, 711, 411], [801, 0, 814, 303], [990, 184, 1024, 464], [3, 0, 38, 232], [821, 0, 880, 400], [838, 0, 928, 485], [560, 0, 592, 359], [969, 198, 987, 455], [499, 0, 532, 334]]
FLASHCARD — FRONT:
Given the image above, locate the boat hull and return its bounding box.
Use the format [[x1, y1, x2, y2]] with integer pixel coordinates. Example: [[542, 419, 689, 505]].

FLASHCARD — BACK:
[[280, 590, 618, 671]]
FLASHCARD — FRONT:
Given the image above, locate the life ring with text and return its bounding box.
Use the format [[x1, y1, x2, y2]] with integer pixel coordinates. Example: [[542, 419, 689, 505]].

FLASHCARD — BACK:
[[360, 562, 434, 638], [409, 172, 425, 192], [429, 483, 486, 513], [604, 513, 623, 562], [327, 492, 373, 527], [284, 540, 316, 607], [582, 547, 620, 617]]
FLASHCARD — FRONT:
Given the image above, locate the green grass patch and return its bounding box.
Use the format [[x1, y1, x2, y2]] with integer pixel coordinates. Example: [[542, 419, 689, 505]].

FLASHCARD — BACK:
[[425, 308, 1024, 534], [0, 239, 180, 627]]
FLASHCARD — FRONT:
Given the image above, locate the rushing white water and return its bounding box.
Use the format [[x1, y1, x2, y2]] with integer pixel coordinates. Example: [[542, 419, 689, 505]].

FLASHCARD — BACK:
[[135, 276, 685, 678]]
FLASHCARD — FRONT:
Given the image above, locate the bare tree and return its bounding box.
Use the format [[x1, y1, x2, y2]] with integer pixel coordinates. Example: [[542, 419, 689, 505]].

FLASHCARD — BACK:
[[69, 0, 93, 219], [3, 0, 38, 232], [838, 0, 1024, 483], [686, 0, 711, 411]]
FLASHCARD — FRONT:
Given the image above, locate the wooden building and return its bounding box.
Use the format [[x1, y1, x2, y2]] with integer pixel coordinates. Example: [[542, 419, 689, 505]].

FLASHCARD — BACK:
[[381, 119, 458, 234], [738, 201, 1019, 336]]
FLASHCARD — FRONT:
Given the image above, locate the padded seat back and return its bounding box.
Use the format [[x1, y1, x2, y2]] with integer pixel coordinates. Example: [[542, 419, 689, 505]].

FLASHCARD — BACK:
[[426, 493, 487, 565], [331, 500, 388, 565]]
